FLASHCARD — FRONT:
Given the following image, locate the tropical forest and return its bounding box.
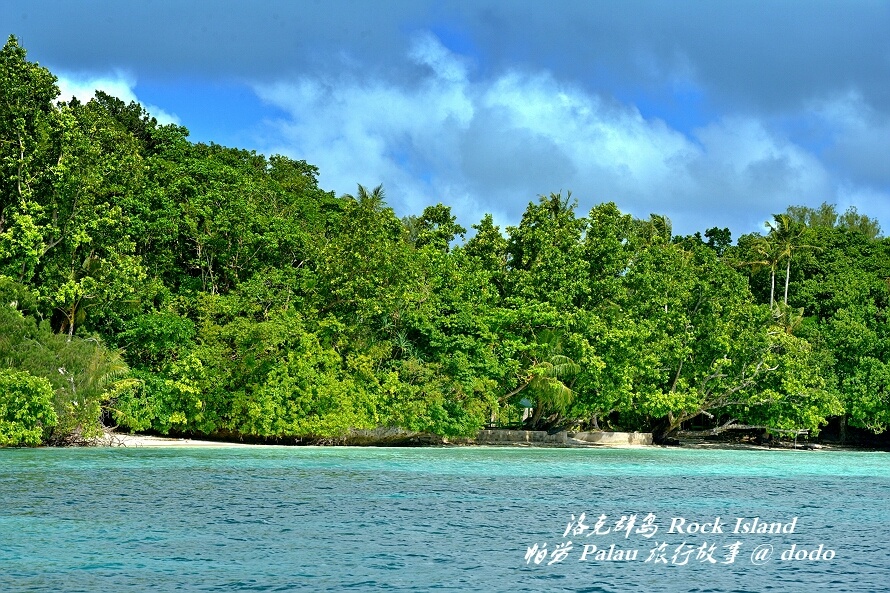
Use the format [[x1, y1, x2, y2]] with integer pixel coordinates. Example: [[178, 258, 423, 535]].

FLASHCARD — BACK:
[[2, 36, 889, 447]]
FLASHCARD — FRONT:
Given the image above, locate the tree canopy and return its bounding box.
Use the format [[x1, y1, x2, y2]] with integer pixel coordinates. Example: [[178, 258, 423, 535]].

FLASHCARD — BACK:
[[1, 36, 887, 446]]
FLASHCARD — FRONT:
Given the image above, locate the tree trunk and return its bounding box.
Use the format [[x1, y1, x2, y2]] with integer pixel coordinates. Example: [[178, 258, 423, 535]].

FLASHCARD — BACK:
[[652, 412, 683, 445], [67, 303, 76, 342], [527, 401, 545, 430], [783, 256, 791, 305]]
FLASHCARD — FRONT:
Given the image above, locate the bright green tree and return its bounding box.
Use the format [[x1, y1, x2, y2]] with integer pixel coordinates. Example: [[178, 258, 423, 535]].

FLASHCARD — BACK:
[[0, 368, 57, 446]]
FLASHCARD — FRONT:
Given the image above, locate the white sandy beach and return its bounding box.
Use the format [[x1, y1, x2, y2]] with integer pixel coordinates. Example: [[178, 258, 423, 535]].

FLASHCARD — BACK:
[[100, 432, 260, 448], [95, 431, 827, 450]]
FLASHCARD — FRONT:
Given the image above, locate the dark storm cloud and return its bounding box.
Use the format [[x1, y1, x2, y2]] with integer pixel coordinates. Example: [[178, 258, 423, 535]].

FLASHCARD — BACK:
[[6, 0, 421, 81], [484, 1, 890, 113], [7, 0, 889, 111]]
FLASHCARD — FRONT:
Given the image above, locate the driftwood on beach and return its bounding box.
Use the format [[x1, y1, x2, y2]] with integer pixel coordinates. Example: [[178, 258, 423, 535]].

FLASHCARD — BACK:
[[675, 419, 809, 439]]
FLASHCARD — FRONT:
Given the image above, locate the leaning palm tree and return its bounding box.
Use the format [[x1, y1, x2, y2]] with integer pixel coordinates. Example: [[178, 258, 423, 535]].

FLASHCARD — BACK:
[[506, 330, 581, 429]]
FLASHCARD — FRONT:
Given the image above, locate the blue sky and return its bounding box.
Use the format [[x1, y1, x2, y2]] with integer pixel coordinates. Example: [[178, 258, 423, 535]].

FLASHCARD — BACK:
[[4, 0, 890, 238]]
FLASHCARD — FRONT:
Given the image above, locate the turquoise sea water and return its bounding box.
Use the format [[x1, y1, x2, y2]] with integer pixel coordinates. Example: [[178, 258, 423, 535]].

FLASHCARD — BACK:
[[0, 446, 887, 592]]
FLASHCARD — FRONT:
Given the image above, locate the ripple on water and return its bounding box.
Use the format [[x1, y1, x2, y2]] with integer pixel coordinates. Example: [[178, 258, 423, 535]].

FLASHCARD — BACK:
[[0, 446, 886, 592]]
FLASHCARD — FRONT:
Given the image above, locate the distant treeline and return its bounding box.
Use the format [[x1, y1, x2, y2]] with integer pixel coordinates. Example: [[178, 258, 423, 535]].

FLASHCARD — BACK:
[[1, 36, 888, 446]]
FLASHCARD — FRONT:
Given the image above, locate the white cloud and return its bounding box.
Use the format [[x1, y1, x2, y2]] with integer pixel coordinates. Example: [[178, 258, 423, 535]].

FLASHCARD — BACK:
[[255, 34, 477, 220], [683, 117, 836, 232], [55, 72, 180, 125], [251, 33, 890, 237], [809, 91, 890, 187], [408, 31, 469, 84]]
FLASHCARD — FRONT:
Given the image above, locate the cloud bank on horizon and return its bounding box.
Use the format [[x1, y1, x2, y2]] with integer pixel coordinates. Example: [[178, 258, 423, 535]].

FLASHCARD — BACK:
[[4, 0, 889, 237]]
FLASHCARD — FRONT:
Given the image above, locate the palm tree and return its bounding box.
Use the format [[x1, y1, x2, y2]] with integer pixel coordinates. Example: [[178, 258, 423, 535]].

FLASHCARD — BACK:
[[648, 213, 673, 244], [766, 214, 819, 306], [344, 183, 386, 211], [506, 330, 581, 429], [758, 236, 781, 308], [736, 235, 780, 307], [632, 214, 673, 247]]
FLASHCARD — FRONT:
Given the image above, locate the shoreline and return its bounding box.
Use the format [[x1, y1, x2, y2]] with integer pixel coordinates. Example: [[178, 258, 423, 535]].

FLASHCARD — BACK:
[[96, 433, 651, 449], [99, 433, 260, 448], [89, 431, 876, 452]]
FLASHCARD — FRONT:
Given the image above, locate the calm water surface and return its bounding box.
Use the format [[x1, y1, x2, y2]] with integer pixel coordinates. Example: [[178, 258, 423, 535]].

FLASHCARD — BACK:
[[0, 446, 886, 592]]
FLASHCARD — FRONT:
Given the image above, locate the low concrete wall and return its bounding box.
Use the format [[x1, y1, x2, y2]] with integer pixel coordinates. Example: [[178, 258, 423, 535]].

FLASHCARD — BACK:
[[569, 431, 653, 446], [476, 429, 652, 446]]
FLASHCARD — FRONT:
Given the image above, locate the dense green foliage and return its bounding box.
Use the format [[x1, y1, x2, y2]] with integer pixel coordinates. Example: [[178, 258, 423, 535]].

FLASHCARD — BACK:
[[0, 368, 56, 446], [1, 36, 887, 445]]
